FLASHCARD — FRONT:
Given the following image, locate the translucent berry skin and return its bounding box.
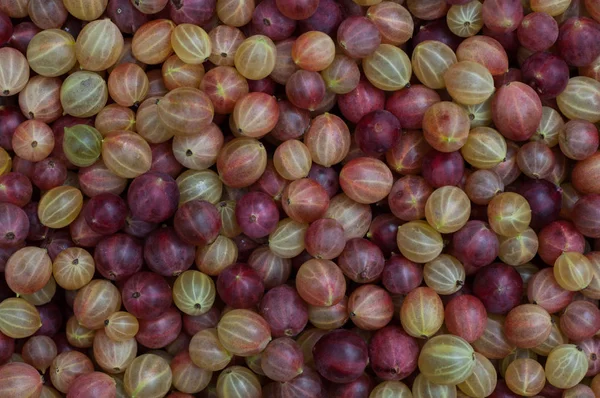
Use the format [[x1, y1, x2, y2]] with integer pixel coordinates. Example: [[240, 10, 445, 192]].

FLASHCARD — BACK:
[[492, 82, 542, 142], [444, 294, 487, 343]]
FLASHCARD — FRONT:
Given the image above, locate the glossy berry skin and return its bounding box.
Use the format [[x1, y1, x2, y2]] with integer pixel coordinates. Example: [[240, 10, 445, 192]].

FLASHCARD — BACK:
[[313, 329, 369, 383], [298, 0, 342, 35], [557, 17, 600, 67], [0, 12, 13, 46], [23, 202, 48, 242], [452, 220, 499, 269], [259, 285, 308, 337], [217, 263, 265, 309], [382, 255, 423, 295], [31, 157, 67, 190], [354, 110, 401, 156], [0, 106, 26, 151], [421, 150, 465, 188], [136, 306, 182, 349], [174, 200, 221, 246], [121, 271, 172, 320], [127, 171, 180, 223], [368, 326, 419, 381], [337, 77, 385, 124], [0, 172, 33, 207], [83, 193, 128, 235], [517, 178, 562, 230], [0, 202, 29, 248], [368, 214, 401, 257], [168, 0, 215, 25], [413, 18, 462, 51], [444, 294, 487, 343], [94, 233, 144, 281], [251, 0, 297, 41], [521, 52, 569, 99], [106, 0, 149, 34], [308, 164, 339, 198], [235, 191, 280, 239], [473, 262, 523, 314], [144, 227, 195, 277], [327, 373, 373, 398]]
